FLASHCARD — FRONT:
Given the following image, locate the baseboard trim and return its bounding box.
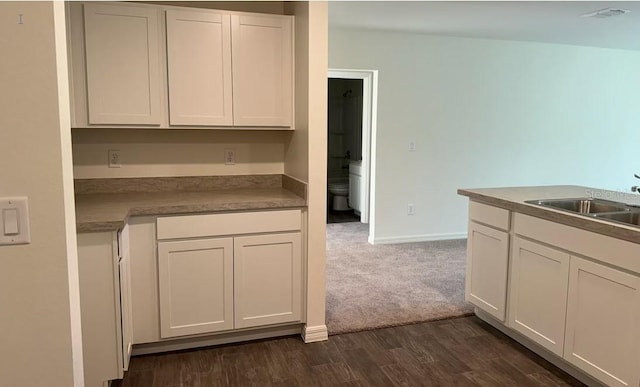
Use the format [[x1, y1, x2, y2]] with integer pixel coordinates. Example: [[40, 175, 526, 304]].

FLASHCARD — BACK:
[[302, 324, 328, 343], [132, 324, 303, 356], [371, 232, 467, 245]]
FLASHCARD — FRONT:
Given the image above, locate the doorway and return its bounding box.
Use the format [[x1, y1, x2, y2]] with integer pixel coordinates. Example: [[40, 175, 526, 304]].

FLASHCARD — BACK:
[[327, 70, 377, 240]]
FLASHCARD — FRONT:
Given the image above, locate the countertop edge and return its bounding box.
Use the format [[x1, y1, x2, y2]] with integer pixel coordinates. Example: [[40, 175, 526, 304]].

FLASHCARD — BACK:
[[76, 197, 307, 233], [459, 188, 640, 244]]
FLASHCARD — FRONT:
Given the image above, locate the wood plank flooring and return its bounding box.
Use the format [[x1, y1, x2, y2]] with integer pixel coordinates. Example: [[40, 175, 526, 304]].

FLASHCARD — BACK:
[[114, 316, 585, 387]]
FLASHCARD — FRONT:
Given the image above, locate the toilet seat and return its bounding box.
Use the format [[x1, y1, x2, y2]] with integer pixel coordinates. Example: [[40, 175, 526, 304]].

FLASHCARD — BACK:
[[328, 182, 349, 196], [328, 178, 350, 211]]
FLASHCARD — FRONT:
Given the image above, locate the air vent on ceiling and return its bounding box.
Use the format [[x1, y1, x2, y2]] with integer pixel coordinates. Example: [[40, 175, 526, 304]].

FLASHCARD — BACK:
[[581, 7, 631, 18]]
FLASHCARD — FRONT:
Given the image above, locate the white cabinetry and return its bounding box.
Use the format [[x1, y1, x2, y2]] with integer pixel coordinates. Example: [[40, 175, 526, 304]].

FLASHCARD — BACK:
[[468, 210, 640, 386], [68, 2, 293, 129], [466, 201, 510, 321], [349, 161, 363, 215], [82, 3, 162, 125], [166, 10, 233, 126], [564, 257, 640, 387], [77, 226, 132, 387], [234, 233, 302, 328], [231, 14, 293, 127], [508, 237, 569, 356], [155, 210, 303, 339], [158, 237, 233, 338]]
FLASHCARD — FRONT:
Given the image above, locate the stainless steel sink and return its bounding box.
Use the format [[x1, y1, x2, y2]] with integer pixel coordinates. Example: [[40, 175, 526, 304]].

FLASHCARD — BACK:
[[525, 198, 631, 214], [594, 212, 640, 226]]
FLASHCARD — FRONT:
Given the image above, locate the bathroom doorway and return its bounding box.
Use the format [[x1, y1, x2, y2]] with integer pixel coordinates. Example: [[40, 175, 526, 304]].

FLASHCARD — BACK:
[[327, 77, 362, 224], [327, 70, 377, 239]]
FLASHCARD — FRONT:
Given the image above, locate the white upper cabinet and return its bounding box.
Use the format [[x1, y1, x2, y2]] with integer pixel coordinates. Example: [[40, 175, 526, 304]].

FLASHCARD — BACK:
[[166, 10, 233, 126], [231, 14, 293, 127], [68, 3, 294, 129], [83, 3, 162, 125]]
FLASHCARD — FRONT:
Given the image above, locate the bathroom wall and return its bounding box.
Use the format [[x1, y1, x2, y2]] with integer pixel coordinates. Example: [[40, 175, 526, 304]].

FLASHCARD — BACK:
[[327, 78, 363, 180]]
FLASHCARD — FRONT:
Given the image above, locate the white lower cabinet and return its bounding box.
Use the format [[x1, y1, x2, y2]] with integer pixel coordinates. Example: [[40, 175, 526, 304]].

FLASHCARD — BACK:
[[158, 238, 234, 338], [467, 205, 640, 386], [77, 227, 132, 387], [234, 233, 302, 328], [155, 210, 304, 339], [563, 256, 640, 387], [508, 237, 569, 356], [466, 221, 509, 321]]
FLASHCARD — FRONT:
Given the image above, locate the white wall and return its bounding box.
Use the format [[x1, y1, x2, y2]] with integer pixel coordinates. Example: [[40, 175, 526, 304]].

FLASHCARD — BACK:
[[284, 1, 328, 340], [330, 27, 640, 243], [72, 130, 289, 178], [0, 3, 83, 386]]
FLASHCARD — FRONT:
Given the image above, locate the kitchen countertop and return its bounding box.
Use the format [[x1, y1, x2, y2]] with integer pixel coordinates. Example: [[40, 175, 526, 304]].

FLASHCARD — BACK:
[[75, 175, 307, 233], [458, 185, 640, 244]]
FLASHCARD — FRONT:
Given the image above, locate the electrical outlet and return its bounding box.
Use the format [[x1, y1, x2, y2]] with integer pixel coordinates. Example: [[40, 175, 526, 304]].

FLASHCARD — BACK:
[[224, 149, 235, 165], [408, 203, 415, 215], [409, 141, 417, 152], [108, 150, 121, 168]]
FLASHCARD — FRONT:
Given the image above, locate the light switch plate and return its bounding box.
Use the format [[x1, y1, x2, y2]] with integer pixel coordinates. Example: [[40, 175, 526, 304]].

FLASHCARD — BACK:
[[0, 197, 31, 245]]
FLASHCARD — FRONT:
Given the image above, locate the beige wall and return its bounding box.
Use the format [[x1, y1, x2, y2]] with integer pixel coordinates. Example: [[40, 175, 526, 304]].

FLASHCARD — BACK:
[[284, 2, 309, 182], [71, 1, 294, 179], [285, 1, 328, 336], [0, 2, 83, 386], [72, 129, 290, 178]]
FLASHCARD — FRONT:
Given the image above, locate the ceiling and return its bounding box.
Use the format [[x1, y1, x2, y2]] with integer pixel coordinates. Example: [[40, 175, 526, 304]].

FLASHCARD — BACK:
[[329, 1, 640, 51]]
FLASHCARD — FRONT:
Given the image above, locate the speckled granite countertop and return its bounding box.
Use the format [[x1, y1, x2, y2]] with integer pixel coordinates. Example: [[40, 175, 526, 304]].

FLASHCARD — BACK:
[[76, 175, 306, 233], [458, 185, 640, 244]]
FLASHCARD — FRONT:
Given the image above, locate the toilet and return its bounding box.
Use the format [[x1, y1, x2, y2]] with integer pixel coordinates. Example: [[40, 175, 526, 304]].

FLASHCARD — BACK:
[[328, 178, 350, 211]]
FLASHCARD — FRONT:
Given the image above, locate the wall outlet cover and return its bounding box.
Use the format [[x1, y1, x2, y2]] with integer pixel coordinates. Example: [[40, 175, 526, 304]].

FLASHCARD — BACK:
[[224, 149, 235, 165], [108, 149, 122, 168]]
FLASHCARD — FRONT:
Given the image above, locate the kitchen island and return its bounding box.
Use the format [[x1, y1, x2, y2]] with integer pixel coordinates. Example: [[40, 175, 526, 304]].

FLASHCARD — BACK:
[[458, 185, 640, 387]]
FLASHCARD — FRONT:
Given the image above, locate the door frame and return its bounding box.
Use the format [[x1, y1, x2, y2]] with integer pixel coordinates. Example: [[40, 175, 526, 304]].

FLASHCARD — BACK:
[[327, 69, 378, 239]]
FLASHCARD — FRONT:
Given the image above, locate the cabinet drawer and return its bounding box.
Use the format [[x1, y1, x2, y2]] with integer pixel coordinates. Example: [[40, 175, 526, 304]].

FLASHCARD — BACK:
[[469, 201, 510, 231], [157, 210, 301, 240], [513, 213, 640, 275]]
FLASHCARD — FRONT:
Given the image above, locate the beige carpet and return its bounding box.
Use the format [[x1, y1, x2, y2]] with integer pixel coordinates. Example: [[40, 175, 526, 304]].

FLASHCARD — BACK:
[[326, 222, 474, 335]]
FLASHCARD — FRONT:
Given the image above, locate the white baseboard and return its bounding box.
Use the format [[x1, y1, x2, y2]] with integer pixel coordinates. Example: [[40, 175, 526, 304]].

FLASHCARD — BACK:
[[302, 324, 328, 343], [371, 232, 467, 245], [132, 325, 303, 356]]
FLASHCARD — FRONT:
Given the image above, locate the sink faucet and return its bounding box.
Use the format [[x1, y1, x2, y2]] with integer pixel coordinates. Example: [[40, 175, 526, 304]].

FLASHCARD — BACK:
[[632, 174, 640, 193]]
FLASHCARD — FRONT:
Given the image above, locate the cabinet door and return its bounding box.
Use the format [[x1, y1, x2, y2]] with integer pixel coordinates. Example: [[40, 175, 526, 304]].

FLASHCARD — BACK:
[[231, 14, 293, 127], [234, 232, 302, 328], [349, 173, 362, 214], [508, 237, 569, 356], [466, 221, 509, 321], [158, 238, 234, 338], [83, 4, 161, 125], [166, 10, 233, 126], [77, 232, 123, 386], [564, 257, 640, 387], [117, 226, 133, 371]]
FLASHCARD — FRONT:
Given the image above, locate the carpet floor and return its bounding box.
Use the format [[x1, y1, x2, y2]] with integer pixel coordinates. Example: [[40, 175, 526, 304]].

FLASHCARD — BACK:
[[326, 222, 474, 335]]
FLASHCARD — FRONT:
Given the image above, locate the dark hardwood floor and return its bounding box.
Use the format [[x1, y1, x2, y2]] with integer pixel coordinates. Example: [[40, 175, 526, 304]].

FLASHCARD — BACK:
[[327, 209, 360, 224], [114, 316, 585, 387]]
